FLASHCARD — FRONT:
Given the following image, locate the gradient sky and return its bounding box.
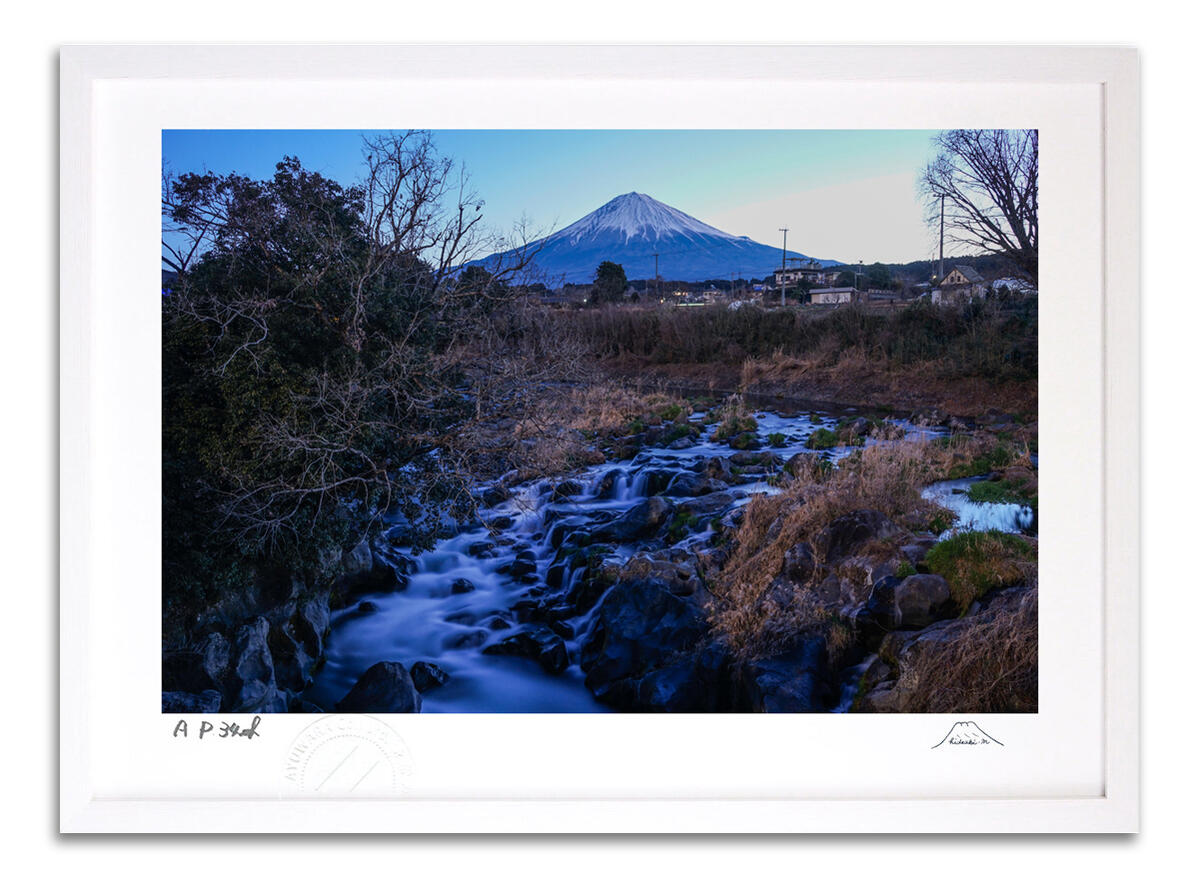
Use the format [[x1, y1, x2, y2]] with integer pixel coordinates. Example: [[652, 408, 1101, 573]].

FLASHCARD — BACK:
[[163, 129, 945, 264]]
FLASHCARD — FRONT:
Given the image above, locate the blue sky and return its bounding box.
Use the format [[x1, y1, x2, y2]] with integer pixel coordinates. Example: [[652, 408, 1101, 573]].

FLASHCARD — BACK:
[[163, 129, 944, 263]]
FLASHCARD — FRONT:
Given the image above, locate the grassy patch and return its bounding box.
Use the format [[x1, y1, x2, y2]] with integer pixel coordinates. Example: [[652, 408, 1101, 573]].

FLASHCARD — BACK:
[[896, 560, 917, 579], [805, 428, 838, 450], [925, 530, 1035, 612], [967, 479, 1035, 507], [710, 439, 962, 661], [767, 432, 787, 448], [946, 442, 1018, 478]]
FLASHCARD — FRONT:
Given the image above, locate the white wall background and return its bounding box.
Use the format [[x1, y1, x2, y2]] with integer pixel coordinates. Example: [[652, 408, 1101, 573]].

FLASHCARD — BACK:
[[3, 0, 1188, 869]]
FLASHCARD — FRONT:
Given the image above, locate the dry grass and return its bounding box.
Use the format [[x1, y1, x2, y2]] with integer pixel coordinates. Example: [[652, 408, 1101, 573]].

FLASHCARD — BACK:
[[892, 585, 1038, 713], [710, 439, 958, 661], [501, 381, 691, 480]]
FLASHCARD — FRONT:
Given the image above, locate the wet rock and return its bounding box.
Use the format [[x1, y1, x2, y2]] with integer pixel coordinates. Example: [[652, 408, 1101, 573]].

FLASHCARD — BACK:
[[856, 586, 1036, 713], [667, 436, 697, 450], [580, 576, 707, 705], [622, 642, 735, 712], [815, 510, 902, 563], [410, 661, 450, 692], [892, 574, 953, 628], [484, 626, 569, 674], [294, 597, 330, 657], [288, 697, 326, 713], [899, 542, 933, 567], [737, 638, 830, 712], [481, 484, 512, 507], [341, 539, 374, 577], [162, 690, 222, 713], [228, 617, 284, 712], [644, 469, 675, 497], [335, 661, 421, 713], [862, 573, 953, 632], [782, 542, 816, 584], [701, 456, 733, 481], [845, 417, 871, 439], [665, 473, 724, 498], [728, 431, 761, 451], [551, 480, 585, 502], [592, 497, 673, 543], [356, 600, 380, 614], [679, 489, 744, 518], [268, 623, 318, 693], [498, 549, 538, 578], [467, 540, 496, 558], [446, 630, 487, 649], [594, 468, 625, 499], [490, 515, 516, 531], [450, 578, 476, 594]]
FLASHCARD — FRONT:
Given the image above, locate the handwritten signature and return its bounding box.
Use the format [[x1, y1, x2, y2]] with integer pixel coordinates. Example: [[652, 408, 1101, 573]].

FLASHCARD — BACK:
[[931, 720, 1003, 748], [172, 716, 261, 740]]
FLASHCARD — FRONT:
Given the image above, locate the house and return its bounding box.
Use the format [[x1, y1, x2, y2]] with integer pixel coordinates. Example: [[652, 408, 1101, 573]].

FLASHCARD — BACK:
[[773, 261, 841, 288], [991, 277, 1037, 295], [933, 264, 987, 304], [809, 287, 857, 305], [941, 265, 985, 287]]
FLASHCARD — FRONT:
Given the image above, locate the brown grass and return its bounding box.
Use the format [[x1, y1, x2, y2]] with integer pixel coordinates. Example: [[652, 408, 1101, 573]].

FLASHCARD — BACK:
[[891, 585, 1038, 713], [709, 439, 958, 661], [501, 381, 691, 480]]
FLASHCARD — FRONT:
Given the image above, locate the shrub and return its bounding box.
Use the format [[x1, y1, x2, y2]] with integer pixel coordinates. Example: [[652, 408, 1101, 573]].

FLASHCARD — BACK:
[[767, 432, 787, 448]]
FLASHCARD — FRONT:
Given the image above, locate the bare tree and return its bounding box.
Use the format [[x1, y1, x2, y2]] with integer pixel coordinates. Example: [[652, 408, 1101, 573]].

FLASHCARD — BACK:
[[163, 131, 569, 561], [921, 129, 1038, 280]]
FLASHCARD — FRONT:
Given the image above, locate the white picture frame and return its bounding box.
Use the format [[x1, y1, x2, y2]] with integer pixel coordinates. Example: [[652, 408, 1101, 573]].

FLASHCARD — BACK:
[[59, 44, 1140, 833]]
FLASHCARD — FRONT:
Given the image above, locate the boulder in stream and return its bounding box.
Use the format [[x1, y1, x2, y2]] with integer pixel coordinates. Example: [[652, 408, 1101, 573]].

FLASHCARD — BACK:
[[484, 626, 569, 674], [335, 661, 422, 713]]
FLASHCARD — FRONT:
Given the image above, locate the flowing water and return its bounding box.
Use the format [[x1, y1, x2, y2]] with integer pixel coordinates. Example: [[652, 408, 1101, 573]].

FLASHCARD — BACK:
[[307, 407, 1031, 713]]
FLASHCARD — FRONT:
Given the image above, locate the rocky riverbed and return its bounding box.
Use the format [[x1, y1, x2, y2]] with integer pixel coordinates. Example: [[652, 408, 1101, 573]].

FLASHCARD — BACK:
[[162, 400, 1038, 714]]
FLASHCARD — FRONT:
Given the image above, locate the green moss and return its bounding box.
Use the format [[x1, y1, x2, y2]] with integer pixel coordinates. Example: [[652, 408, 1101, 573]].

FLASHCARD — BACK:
[[714, 413, 758, 442], [947, 443, 1017, 478], [808, 413, 823, 425], [806, 428, 837, 450], [925, 530, 1035, 611], [927, 509, 956, 535], [896, 560, 917, 579], [729, 431, 758, 450], [767, 432, 787, 448]]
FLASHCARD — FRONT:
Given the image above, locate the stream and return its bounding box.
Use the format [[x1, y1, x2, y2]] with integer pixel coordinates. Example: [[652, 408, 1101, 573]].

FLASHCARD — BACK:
[[307, 406, 1033, 713]]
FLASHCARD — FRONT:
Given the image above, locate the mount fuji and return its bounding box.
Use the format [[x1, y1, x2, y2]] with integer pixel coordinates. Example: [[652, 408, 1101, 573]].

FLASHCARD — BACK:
[[469, 192, 835, 286]]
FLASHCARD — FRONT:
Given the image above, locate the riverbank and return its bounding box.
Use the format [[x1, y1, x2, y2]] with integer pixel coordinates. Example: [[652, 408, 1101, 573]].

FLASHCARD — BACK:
[[595, 356, 1037, 419], [164, 390, 1037, 714]]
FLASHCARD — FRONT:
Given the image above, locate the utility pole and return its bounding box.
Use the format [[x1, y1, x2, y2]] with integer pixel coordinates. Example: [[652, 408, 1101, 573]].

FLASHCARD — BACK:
[[778, 227, 789, 307], [938, 194, 945, 283]]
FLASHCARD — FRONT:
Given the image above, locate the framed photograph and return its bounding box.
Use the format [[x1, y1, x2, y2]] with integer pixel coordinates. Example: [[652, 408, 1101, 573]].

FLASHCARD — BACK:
[[60, 44, 1139, 832]]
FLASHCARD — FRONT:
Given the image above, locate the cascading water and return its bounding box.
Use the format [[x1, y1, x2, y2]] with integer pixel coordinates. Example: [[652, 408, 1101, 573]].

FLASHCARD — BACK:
[[306, 406, 1029, 713]]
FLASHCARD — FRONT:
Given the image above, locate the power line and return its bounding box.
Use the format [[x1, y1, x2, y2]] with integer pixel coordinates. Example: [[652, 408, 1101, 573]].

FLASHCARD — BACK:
[[778, 227, 789, 307]]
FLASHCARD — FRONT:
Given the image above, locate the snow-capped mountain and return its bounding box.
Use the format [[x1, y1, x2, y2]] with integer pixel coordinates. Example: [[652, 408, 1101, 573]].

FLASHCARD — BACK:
[[469, 192, 835, 285]]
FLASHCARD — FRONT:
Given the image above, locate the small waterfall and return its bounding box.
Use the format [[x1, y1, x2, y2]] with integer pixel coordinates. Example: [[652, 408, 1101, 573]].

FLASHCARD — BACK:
[[308, 406, 958, 713]]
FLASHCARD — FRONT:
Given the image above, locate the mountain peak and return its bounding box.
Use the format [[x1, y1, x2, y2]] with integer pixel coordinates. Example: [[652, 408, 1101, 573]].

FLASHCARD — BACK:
[[556, 192, 739, 245], [467, 192, 833, 285]]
